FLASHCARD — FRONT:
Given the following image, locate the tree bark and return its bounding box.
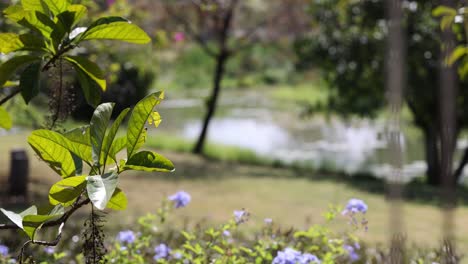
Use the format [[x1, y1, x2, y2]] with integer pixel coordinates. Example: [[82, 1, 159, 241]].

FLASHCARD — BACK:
[[193, 51, 229, 154], [424, 126, 442, 186]]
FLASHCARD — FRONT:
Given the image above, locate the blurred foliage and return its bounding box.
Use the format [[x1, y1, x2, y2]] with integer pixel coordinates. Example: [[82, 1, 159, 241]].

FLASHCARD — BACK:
[[295, 0, 468, 185]]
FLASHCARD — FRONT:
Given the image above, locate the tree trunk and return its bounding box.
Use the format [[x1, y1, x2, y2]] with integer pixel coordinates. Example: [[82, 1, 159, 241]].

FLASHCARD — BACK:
[[193, 52, 228, 154], [424, 126, 442, 186]]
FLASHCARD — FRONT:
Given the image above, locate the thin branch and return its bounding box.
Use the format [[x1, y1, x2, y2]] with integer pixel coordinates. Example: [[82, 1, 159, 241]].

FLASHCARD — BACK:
[[164, 2, 218, 57], [0, 198, 90, 230], [0, 87, 21, 106]]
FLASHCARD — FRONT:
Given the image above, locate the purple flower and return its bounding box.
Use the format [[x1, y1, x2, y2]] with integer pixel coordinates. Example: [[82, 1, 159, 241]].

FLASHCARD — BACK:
[[264, 218, 273, 224], [272, 248, 321, 264], [168, 191, 191, 208], [44, 246, 55, 255], [342, 198, 368, 215], [344, 244, 360, 262], [234, 210, 247, 223], [300, 253, 321, 264], [154, 244, 171, 260], [223, 230, 231, 237], [172, 251, 182, 259], [0, 245, 8, 256], [117, 230, 136, 244], [106, 0, 115, 7]]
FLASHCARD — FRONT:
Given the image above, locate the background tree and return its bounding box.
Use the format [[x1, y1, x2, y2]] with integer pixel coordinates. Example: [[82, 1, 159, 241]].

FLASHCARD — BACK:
[[163, 0, 309, 154], [295, 0, 468, 186]]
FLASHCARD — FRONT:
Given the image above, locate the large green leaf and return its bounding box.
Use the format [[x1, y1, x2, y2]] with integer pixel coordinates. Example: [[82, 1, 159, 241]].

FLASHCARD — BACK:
[[90, 103, 114, 166], [20, 61, 41, 104], [0, 107, 12, 130], [42, 0, 70, 16], [23, 213, 62, 239], [109, 136, 126, 162], [21, 10, 56, 37], [87, 172, 118, 210], [75, 66, 101, 107], [0, 33, 23, 53], [106, 188, 127, 210], [0, 55, 40, 87], [126, 92, 164, 157], [28, 129, 76, 178], [3, 5, 27, 23], [21, 0, 48, 14], [80, 16, 151, 44], [65, 56, 106, 91], [101, 108, 130, 166], [49, 175, 87, 206], [63, 126, 92, 164], [67, 4, 87, 27], [124, 151, 174, 172]]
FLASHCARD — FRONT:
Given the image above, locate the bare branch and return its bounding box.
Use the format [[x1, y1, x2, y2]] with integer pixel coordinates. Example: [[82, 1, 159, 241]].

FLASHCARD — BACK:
[[0, 87, 21, 106], [164, 2, 218, 57]]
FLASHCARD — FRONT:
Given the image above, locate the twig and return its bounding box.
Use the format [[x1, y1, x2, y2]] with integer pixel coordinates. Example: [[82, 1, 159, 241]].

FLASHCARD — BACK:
[[0, 87, 21, 106]]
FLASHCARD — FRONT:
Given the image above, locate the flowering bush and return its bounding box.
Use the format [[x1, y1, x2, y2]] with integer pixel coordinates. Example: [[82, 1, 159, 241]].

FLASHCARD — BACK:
[[0, 196, 459, 263]]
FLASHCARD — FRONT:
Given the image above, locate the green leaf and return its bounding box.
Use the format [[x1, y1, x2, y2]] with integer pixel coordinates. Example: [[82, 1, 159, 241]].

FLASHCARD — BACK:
[[41, 0, 70, 16], [0, 55, 40, 87], [109, 136, 126, 161], [124, 151, 174, 172], [28, 129, 76, 178], [127, 92, 164, 157], [87, 172, 119, 210], [67, 5, 87, 27], [22, 10, 56, 37], [21, 0, 48, 14], [0, 107, 12, 130], [75, 66, 102, 107], [106, 188, 127, 210], [0, 33, 23, 53], [80, 16, 151, 44], [65, 55, 106, 91], [63, 126, 93, 164], [433, 6, 457, 17], [4, 5, 27, 22], [0, 206, 37, 229], [23, 213, 62, 239], [448, 46, 468, 65], [101, 108, 130, 166], [90, 103, 114, 166], [20, 61, 41, 104], [49, 175, 87, 206]]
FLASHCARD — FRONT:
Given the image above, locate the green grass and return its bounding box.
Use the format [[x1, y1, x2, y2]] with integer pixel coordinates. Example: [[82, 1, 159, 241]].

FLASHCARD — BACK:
[[270, 80, 329, 106], [146, 132, 274, 166], [2, 132, 468, 253]]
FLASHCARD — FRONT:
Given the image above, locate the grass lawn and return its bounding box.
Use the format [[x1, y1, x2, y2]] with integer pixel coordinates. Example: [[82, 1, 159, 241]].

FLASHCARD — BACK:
[[1, 132, 468, 252]]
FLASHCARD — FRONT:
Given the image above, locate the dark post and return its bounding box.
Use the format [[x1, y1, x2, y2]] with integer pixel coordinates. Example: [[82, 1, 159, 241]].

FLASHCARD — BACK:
[[8, 148, 29, 198]]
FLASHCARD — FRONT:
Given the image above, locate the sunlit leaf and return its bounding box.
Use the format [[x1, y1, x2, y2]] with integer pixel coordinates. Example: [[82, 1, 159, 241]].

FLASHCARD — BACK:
[[127, 92, 164, 157], [80, 16, 151, 44], [41, 0, 70, 16], [63, 126, 93, 164], [28, 129, 76, 178], [0, 107, 12, 130], [23, 213, 62, 239], [101, 108, 130, 165], [106, 188, 127, 210], [65, 55, 106, 91], [49, 175, 87, 206]]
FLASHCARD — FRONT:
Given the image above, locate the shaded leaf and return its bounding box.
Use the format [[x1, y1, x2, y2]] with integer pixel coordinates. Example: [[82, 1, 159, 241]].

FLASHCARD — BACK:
[[75, 66, 101, 107], [87, 172, 118, 210], [0, 55, 40, 87], [124, 150, 174, 172], [20, 61, 41, 104], [101, 108, 130, 166], [49, 175, 87, 206], [90, 103, 114, 166]]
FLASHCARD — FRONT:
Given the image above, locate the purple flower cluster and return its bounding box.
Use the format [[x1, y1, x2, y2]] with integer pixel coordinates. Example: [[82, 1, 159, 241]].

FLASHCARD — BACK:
[[343, 243, 360, 262], [233, 209, 249, 224], [0, 245, 8, 256], [168, 191, 191, 208], [342, 199, 368, 215], [272, 248, 320, 264], [117, 230, 136, 244], [154, 243, 171, 260]]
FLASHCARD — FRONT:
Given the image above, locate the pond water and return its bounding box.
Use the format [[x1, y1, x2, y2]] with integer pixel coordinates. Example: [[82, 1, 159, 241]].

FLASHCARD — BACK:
[[155, 89, 468, 182]]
